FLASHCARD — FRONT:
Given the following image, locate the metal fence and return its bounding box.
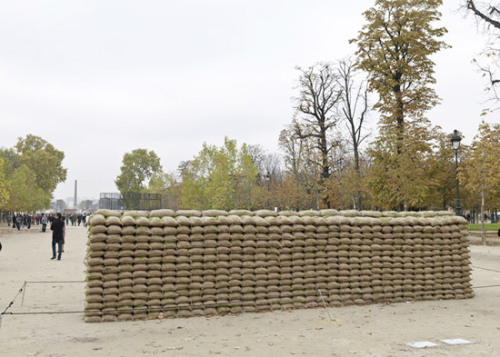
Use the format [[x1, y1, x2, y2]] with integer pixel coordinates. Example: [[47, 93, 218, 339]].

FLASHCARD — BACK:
[[99, 192, 163, 210]]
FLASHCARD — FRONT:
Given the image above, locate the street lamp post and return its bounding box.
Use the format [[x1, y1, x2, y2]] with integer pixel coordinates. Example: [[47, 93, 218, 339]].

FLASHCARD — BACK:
[[450, 130, 462, 216], [265, 172, 271, 209]]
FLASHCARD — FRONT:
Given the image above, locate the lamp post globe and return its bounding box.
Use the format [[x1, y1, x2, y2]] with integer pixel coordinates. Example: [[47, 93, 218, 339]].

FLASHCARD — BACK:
[[450, 130, 462, 216], [451, 129, 461, 150]]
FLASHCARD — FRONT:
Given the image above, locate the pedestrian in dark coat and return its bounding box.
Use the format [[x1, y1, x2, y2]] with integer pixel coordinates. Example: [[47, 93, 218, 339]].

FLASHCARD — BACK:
[[50, 213, 65, 260]]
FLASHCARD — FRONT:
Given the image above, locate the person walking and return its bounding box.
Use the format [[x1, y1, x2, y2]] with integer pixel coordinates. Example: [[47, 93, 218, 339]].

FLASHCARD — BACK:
[[50, 213, 65, 260], [40, 213, 48, 232]]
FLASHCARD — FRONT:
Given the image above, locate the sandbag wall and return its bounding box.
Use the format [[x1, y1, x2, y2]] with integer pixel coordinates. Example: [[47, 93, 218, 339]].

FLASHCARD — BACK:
[[84, 209, 473, 322]]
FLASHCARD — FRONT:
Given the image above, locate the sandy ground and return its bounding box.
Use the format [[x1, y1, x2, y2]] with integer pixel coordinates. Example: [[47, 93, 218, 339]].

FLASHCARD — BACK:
[[1, 226, 499, 357]]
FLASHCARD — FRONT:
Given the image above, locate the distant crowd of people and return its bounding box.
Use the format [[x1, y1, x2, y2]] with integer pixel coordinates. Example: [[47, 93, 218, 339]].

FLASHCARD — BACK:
[[65, 213, 90, 227], [0, 211, 93, 260], [7, 212, 91, 231], [0, 212, 92, 261]]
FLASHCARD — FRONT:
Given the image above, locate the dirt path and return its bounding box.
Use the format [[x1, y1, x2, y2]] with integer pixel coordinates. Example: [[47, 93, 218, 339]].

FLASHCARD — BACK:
[[1, 228, 499, 356]]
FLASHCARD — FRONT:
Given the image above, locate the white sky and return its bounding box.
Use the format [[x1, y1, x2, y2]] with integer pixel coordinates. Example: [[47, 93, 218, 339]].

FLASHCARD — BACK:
[[0, 0, 496, 201]]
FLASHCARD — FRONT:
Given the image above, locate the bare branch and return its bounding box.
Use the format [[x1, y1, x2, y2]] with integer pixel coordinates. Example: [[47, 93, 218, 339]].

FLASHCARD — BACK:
[[466, 0, 500, 29]]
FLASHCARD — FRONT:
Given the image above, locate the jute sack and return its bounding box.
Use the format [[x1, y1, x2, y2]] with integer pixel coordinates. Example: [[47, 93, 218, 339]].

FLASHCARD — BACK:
[[105, 216, 122, 227], [176, 209, 202, 217], [320, 209, 339, 216], [89, 225, 107, 234], [120, 215, 135, 226], [90, 214, 106, 226], [123, 210, 148, 218], [95, 209, 121, 217], [203, 209, 228, 217], [190, 216, 203, 226], [150, 226, 164, 235], [136, 226, 152, 236], [88, 233, 107, 244], [173, 215, 190, 227], [254, 209, 277, 217], [161, 217, 178, 227], [105, 235, 122, 244], [150, 209, 175, 217]]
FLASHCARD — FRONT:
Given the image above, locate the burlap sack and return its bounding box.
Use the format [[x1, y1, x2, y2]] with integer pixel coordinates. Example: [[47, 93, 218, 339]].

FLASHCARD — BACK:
[[123, 210, 148, 218], [104, 215, 121, 226], [150, 209, 175, 217], [176, 210, 201, 217], [120, 215, 135, 226], [160, 217, 178, 228], [89, 214, 106, 226], [135, 226, 151, 236], [89, 225, 107, 234], [88, 233, 107, 244]]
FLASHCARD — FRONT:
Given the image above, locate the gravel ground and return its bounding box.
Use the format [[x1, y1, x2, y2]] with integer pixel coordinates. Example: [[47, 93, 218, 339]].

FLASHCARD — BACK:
[[0, 227, 499, 357]]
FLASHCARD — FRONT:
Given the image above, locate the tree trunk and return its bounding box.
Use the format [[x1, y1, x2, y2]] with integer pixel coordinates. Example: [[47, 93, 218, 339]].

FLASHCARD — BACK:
[[481, 176, 486, 245], [353, 141, 362, 210]]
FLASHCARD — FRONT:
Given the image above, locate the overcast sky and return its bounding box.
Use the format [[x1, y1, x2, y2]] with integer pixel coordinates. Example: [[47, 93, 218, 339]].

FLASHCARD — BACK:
[[0, 0, 495, 202]]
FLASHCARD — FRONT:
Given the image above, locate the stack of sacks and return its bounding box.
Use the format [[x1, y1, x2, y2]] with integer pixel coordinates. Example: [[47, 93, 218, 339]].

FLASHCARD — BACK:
[[228, 211, 250, 313], [225, 210, 244, 314], [84, 209, 123, 322], [84, 209, 472, 322], [115, 211, 136, 321], [84, 212, 106, 322], [204, 210, 231, 315], [277, 212, 294, 309], [146, 210, 165, 319], [160, 209, 177, 317]]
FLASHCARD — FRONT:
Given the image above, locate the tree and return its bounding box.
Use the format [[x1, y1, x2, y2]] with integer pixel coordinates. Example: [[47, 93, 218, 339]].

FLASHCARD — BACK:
[[0, 157, 10, 210], [279, 122, 305, 177], [464, 1, 500, 101], [179, 138, 259, 210], [337, 58, 370, 209], [115, 149, 162, 195], [424, 129, 460, 210], [78, 200, 94, 210], [53, 199, 67, 212], [15, 134, 67, 194], [351, 0, 448, 210], [149, 172, 180, 209], [279, 119, 332, 210], [235, 144, 260, 209], [6, 165, 50, 211], [293, 63, 343, 184], [352, 0, 447, 142], [366, 120, 441, 210], [466, 0, 500, 28], [459, 121, 500, 211], [0, 148, 19, 175]]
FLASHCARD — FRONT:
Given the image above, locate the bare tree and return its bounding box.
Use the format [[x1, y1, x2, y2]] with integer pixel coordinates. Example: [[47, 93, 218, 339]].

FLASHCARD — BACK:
[[177, 160, 193, 180], [337, 59, 370, 209], [465, 1, 500, 99], [293, 63, 343, 183], [466, 0, 500, 28], [247, 145, 266, 174], [247, 144, 282, 181], [278, 121, 304, 177]]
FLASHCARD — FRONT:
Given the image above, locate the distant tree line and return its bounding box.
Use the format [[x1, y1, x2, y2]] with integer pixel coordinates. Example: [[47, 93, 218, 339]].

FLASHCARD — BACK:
[[114, 1, 498, 216]]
